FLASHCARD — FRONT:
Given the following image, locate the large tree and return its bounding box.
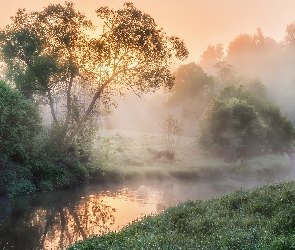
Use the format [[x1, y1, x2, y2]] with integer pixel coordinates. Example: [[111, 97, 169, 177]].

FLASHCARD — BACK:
[[0, 2, 188, 152], [226, 28, 281, 86], [199, 43, 224, 75], [167, 63, 214, 121]]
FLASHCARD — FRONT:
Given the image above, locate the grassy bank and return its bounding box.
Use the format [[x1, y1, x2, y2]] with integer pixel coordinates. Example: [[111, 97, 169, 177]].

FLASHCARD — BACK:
[[1, 129, 292, 197], [68, 180, 295, 249], [88, 129, 292, 184]]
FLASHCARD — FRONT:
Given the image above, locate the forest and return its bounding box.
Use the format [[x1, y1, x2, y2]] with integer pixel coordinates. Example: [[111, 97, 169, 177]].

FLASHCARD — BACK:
[[1, 1, 295, 249]]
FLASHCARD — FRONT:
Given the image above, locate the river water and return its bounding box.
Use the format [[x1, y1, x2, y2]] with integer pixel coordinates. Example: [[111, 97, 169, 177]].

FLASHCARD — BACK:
[[0, 178, 284, 250]]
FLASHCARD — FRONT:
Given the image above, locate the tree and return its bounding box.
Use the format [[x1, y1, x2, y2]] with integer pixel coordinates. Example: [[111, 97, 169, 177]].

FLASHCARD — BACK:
[[167, 63, 214, 121], [0, 2, 94, 158], [198, 97, 266, 160], [283, 22, 295, 49], [198, 85, 295, 160], [238, 77, 267, 99], [282, 22, 295, 76], [214, 60, 236, 85], [199, 43, 224, 74], [0, 80, 41, 163], [226, 28, 281, 85], [0, 2, 188, 155]]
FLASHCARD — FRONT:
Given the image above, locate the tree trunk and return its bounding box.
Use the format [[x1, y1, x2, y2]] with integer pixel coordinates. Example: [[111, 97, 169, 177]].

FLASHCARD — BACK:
[[47, 89, 58, 124], [63, 50, 75, 132], [67, 73, 118, 144]]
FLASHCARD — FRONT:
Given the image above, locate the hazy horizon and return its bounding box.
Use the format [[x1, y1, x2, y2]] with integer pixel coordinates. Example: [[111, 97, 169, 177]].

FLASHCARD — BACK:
[[1, 1, 295, 62]]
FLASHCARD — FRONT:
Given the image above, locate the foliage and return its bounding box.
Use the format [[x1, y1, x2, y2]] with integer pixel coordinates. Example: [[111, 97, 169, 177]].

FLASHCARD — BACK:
[[0, 159, 34, 196], [198, 97, 266, 160], [0, 2, 188, 151], [8, 179, 36, 197], [68, 181, 295, 249], [226, 28, 280, 78], [167, 63, 215, 121], [220, 86, 295, 153], [0, 80, 41, 163], [33, 119, 98, 162], [26, 150, 90, 191], [238, 77, 267, 99], [198, 85, 295, 160], [199, 43, 224, 74], [213, 60, 236, 85]]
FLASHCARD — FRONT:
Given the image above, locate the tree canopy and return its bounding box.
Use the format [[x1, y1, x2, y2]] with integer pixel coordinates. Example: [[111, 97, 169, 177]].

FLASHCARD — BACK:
[[198, 85, 295, 160], [0, 80, 41, 163], [199, 43, 224, 74], [0, 2, 188, 151], [167, 63, 214, 121]]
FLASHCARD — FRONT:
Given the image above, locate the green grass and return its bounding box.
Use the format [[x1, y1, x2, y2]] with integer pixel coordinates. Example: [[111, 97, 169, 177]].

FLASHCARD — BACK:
[[68, 180, 295, 249]]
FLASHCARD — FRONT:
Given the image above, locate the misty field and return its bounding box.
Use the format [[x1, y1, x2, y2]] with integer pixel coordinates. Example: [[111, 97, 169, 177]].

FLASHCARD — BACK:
[[88, 128, 292, 186]]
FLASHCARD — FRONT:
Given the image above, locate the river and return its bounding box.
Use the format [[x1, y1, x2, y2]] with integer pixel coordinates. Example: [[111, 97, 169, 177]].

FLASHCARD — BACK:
[[0, 178, 284, 250]]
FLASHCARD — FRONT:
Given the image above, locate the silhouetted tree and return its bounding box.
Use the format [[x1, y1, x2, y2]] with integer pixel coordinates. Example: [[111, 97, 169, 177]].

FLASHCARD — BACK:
[[0, 2, 188, 155], [199, 43, 224, 74], [226, 28, 281, 84]]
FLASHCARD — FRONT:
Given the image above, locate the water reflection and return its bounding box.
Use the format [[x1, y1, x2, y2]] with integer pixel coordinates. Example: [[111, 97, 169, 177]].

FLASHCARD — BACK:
[[0, 179, 246, 250], [35, 194, 118, 249]]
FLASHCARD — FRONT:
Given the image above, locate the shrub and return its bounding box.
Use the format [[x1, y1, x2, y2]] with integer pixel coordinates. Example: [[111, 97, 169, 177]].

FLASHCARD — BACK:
[[198, 97, 266, 160], [160, 114, 183, 157], [8, 179, 36, 197], [0, 80, 41, 163], [198, 85, 295, 160], [34, 118, 98, 163], [0, 158, 35, 196]]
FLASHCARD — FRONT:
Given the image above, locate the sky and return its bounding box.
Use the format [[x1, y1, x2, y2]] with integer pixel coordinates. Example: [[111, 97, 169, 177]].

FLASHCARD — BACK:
[[1, 0, 295, 62]]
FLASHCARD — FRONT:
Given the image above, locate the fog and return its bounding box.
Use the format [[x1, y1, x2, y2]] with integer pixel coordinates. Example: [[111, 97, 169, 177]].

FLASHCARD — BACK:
[[102, 24, 295, 137], [3, 2, 295, 249]]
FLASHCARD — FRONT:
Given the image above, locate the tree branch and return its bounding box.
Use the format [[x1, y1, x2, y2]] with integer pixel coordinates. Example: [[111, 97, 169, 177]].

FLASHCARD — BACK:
[[67, 71, 119, 144]]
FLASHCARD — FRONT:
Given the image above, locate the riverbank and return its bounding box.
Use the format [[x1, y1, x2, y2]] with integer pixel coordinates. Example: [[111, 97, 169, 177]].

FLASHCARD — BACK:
[[0, 129, 292, 197], [2, 179, 257, 249], [68, 180, 295, 249], [1, 129, 294, 249]]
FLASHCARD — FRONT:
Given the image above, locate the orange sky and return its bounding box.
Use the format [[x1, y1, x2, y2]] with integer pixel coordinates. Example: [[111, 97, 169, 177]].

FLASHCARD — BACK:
[[1, 0, 295, 62]]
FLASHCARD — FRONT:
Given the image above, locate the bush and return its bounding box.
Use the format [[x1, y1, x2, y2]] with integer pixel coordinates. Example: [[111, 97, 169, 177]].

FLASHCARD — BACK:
[[28, 154, 89, 190], [0, 158, 35, 196], [198, 97, 266, 160], [0, 80, 41, 163], [198, 85, 295, 160], [34, 118, 97, 163], [8, 180, 36, 197]]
